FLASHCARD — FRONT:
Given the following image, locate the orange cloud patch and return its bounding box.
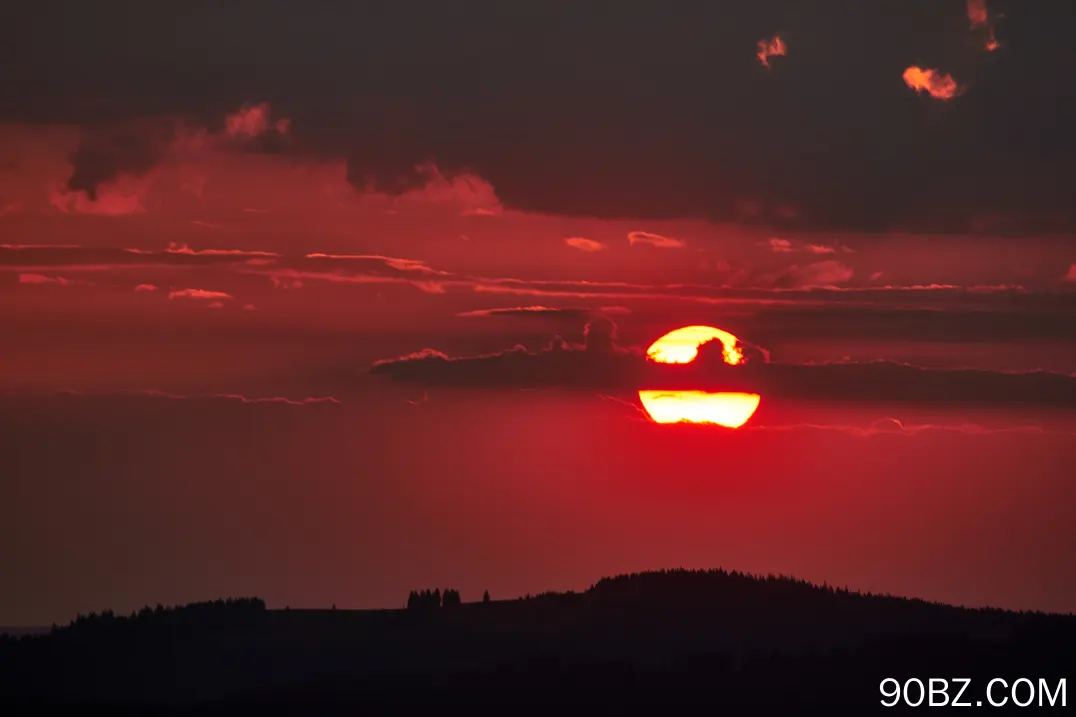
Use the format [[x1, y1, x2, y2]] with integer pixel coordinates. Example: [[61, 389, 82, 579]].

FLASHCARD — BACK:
[[903, 66, 963, 100], [168, 288, 233, 301], [627, 231, 686, 249], [564, 237, 608, 252], [756, 35, 787, 68], [134, 283, 158, 292]]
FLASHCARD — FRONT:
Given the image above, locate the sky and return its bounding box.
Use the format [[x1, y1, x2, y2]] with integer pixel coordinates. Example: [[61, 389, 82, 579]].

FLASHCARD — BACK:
[[2, 0, 1076, 625]]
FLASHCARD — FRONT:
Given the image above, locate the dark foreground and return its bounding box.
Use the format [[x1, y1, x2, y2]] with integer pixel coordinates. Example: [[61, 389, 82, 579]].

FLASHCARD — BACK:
[[2, 569, 1073, 713]]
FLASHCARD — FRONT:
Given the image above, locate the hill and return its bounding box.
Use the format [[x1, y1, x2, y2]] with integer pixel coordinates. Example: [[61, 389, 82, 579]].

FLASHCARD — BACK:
[[2, 569, 1072, 711]]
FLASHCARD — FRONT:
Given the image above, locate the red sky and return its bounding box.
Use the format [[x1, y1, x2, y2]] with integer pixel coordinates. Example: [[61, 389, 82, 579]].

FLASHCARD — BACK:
[[2, 1, 1076, 626]]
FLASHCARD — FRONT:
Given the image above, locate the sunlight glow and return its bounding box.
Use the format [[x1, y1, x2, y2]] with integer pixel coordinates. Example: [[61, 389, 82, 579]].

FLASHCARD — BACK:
[[640, 325, 760, 428], [638, 391, 761, 429]]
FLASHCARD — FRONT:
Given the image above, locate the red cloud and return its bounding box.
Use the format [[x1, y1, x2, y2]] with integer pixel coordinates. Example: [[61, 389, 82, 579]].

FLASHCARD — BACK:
[[774, 260, 854, 289], [564, 237, 608, 252], [52, 102, 294, 215], [1064, 264, 1076, 283], [967, 0, 1000, 52], [903, 66, 964, 100], [62, 389, 339, 406], [18, 273, 78, 286], [167, 288, 233, 301], [134, 283, 158, 292], [765, 238, 853, 255], [126, 242, 281, 258], [270, 276, 303, 290], [49, 180, 148, 216], [757, 35, 787, 68], [374, 163, 502, 216], [224, 102, 291, 140], [627, 231, 686, 249], [768, 238, 793, 253]]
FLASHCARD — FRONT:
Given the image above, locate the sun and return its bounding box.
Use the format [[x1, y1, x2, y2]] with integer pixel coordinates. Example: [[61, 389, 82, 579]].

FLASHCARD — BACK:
[[639, 325, 761, 429], [645, 325, 744, 365]]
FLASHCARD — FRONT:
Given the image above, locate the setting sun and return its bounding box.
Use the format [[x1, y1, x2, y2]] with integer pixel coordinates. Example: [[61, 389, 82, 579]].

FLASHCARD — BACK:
[[640, 325, 761, 428], [646, 325, 745, 365], [638, 390, 761, 428]]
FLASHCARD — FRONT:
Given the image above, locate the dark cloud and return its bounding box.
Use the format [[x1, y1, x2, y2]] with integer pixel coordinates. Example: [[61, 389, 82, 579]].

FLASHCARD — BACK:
[[369, 327, 1076, 408], [64, 122, 173, 199], [458, 306, 631, 321], [0, 243, 280, 270], [3, 2, 1075, 233], [57, 389, 339, 406]]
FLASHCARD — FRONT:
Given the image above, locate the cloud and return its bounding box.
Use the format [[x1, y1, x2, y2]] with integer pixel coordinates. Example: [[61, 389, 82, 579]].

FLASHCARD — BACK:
[[746, 419, 1066, 439], [772, 260, 854, 289], [3, 244, 1049, 325], [458, 305, 630, 321], [7, 4, 1076, 236], [167, 288, 233, 301], [756, 35, 786, 68], [903, 66, 963, 100], [57, 389, 339, 406], [50, 177, 150, 216], [134, 283, 158, 292], [627, 231, 686, 249], [564, 237, 608, 252], [967, 0, 1000, 52], [18, 273, 79, 286], [0, 243, 283, 273], [126, 242, 282, 258], [1065, 265, 1076, 283], [369, 329, 1076, 410], [62, 120, 174, 201], [270, 276, 303, 290], [347, 161, 502, 215], [50, 102, 294, 213], [224, 102, 291, 141], [765, 238, 853, 255]]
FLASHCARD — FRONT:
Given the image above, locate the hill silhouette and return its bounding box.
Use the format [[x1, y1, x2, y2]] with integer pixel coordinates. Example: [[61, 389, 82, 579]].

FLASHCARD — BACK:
[[2, 569, 1072, 711]]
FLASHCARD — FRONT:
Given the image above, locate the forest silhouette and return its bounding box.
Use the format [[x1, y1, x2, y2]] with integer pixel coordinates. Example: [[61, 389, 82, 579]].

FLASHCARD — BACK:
[[2, 569, 1073, 711]]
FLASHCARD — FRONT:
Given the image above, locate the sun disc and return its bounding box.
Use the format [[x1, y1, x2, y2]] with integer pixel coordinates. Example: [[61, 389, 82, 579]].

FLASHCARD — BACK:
[[640, 325, 761, 428], [638, 390, 761, 428], [646, 325, 744, 365]]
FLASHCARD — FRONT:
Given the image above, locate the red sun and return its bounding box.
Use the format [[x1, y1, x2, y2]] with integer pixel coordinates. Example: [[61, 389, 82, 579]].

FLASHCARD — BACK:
[[639, 325, 761, 428]]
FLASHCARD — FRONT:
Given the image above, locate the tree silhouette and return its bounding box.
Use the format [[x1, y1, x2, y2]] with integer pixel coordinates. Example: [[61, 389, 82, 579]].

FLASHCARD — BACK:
[[483, 590, 491, 604]]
